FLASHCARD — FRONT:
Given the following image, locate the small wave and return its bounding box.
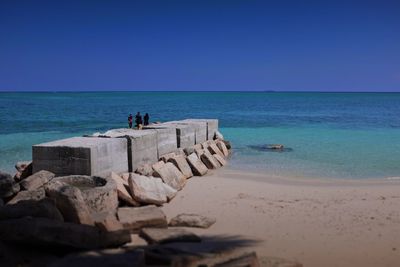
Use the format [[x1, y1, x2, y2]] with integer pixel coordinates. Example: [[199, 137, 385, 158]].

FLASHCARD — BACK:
[[386, 176, 400, 180]]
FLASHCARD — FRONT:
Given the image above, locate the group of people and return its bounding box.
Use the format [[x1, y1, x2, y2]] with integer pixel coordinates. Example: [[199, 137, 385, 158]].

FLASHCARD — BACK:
[[128, 112, 149, 129]]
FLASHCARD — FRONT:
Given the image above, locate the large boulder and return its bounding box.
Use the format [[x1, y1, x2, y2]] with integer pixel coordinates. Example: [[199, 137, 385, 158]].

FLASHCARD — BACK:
[[213, 154, 227, 166], [216, 140, 229, 157], [200, 151, 222, 169], [186, 153, 208, 176], [110, 172, 140, 207], [207, 142, 225, 158], [139, 228, 201, 244], [152, 161, 186, 191], [20, 170, 55, 191], [128, 173, 177, 205], [167, 155, 193, 179], [14, 161, 33, 181], [0, 217, 130, 249], [0, 170, 20, 198], [169, 213, 216, 229], [7, 188, 45, 205], [0, 198, 63, 221], [45, 181, 94, 225], [117, 206, 167, 233], [135, 164, 153, 176]]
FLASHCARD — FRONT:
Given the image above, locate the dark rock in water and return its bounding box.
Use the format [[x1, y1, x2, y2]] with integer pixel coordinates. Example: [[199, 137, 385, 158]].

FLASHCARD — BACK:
[[248, 144, 293, 152], [0, 170, 20, 198]]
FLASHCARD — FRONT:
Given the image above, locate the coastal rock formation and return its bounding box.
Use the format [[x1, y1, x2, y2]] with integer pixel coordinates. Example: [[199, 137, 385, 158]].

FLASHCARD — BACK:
[[169, 213, 216, 229], [139, 227, 201, 244], [135, 163, 153, 176], [213, 153, 227, 166], [152, 161, 186, 190], [167, 154, 193, 179], [0, 170, 20, 198], [207, 142, 225, 158], [117, 205, 168, 233], [45, 181, 95, 225], [128, 173, 177, 205], [216, 140, 229, 157], [7, 188, 45, 205], [0, 198, 64, 221], [110, 172, 140, 207], [200, 151, 222, 169], [20, 170, 55, 191], [186, 153, 208, 176], [14, 161, 32, 181]]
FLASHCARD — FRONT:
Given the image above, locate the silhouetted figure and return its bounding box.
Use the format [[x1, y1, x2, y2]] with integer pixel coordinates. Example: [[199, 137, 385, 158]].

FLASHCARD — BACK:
[[135, 112, 142, 129], [128, 114, 133, 128], [144, 113, 150, 126]]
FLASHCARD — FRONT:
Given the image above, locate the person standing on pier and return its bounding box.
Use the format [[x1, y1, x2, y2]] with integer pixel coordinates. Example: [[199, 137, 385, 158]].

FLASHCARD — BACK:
[[144, 113, 150, 126], [135, 112, 143, 129], [128, 114, 133, 128]]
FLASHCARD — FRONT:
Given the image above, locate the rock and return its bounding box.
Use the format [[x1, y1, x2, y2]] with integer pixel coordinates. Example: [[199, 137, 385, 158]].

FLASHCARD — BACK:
[[45, 181, 94, 225], [160, 152, 176, 163], [110, 172, 140, 207], [222, 139, 232, 150], [0, 170, 20, 198], [0, 198, 63, 221], [94, 214, 124, 232], [52, 175, 119, 214], [139, 228, 201, 244], [194, 147, 205, 157], [213, 153, 227, 166], [183, 146, 195, 156], [0, 217, 130, 249], [216, 140, 229, 157], [128, 173, 177, 205], [7, 188, 45, 204], [267, 144, 284, 150], [117, 205, 167, 233], [215, 130, 224, 140], [186, 153, 208, 176], [167, 155, 193, 179], [15, 161, 32, 173], [201, 140, 212, 149], [200, 151, 222, 169], [135, 164, 153, 176], [20, 170, 55, 191], [207, 142, 225, 158], [169, 213, 216, 228], [152, 162, 186, 191]]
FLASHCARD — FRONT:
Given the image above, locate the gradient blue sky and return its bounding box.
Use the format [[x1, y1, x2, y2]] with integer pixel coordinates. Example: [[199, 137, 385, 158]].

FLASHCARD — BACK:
[[0, 0, 399, 92]]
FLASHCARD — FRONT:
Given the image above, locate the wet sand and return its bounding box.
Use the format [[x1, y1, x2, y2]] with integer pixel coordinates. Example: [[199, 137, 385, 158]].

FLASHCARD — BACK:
[[162, 168, 400, 267]]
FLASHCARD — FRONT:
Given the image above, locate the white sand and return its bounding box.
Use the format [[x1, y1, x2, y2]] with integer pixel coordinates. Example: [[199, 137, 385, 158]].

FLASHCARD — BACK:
[[162, 168, 400, 267]]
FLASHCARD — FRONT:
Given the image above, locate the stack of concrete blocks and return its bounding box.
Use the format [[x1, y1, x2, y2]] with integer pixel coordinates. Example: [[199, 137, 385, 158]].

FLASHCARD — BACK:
[[100, 129, 158, 172], [159, 121, 196, 149], [32, 137, 128, 177], [142, 125, 178, 159], [182, 119, 219, 141], [168, 120, 207, 145]]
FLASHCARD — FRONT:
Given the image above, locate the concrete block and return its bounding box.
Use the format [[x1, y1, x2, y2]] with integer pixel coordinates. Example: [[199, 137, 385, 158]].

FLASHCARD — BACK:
[[143, 126, 177, 158], [161, 122, 196, 149], [100, 129, 158, 172], [177, 120, 207, 144], [33, 137, 128, 177], [182, 119, 218, 141]]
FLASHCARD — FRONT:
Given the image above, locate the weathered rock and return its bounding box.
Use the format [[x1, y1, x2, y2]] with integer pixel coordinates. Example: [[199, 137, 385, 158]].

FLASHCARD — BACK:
[[45, 181, 94, 225], [222, 140, 232, 150], [0, 217, 130, 249], [168, 155, 193, 179], [267, 144, 284, 150], [7, 188, 45, 205], [135, 163, 153, 176], [139, 228, 201, 244], [186, 153, 208, 176], [195, 147, 205, 157], [216, 140, 229, 157], [201, 151, 222, 169], [152, 162, 186, 191], [183, 146, 195, 156], [0, 198, 63, 221], [213, 153, 227, 166], [0, 170, 20, 198], [128, 173, 177, 205], [201, 140, 211, 149], [207, 142, 225, 158], [215, 130, 224, 140], [117, 205, 167, 233], [110, 172, 140, 207], [160, 152, 176, 163], [52, 175, 119, 214], [15, 161, 32, 173], [94, 214, 124, 232], [20, 170, 55, 191], [169, 213, 216, 228]]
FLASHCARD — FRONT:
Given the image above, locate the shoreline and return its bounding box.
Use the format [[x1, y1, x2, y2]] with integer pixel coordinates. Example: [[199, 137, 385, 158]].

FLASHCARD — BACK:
[[162, 167, 400, 267]]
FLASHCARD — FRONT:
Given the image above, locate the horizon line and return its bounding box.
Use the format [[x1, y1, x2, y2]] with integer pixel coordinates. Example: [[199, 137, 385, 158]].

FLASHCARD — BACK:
[[0, 90, 400, 93]]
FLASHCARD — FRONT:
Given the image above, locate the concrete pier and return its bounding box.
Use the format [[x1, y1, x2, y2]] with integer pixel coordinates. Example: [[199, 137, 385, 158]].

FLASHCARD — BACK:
[[182, 119, 218, 141], [142, 126, 178, 158], [32, 137, 128, 177], [158, 122, 196, 148]]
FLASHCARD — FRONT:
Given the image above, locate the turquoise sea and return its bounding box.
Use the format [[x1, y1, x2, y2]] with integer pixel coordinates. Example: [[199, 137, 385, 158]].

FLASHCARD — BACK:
[[1, 92, 400, 179]]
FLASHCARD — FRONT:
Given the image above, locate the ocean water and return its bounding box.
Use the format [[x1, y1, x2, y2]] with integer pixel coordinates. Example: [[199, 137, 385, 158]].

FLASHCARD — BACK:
[[1, 92, 400, 179]]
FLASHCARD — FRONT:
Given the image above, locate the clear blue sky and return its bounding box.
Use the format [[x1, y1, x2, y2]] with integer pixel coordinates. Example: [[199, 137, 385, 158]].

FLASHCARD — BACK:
[[0, 0, 399, 92]]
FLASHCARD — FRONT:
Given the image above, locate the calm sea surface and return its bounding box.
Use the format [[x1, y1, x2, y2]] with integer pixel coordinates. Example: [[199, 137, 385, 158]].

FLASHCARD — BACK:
[[1, 92, 400, 179]]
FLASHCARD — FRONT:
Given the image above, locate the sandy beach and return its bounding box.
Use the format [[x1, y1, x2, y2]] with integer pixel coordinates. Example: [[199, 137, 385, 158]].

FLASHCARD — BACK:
[[162, 168, 400, 267]]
